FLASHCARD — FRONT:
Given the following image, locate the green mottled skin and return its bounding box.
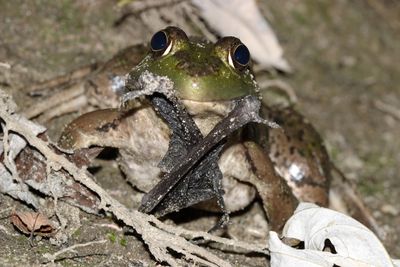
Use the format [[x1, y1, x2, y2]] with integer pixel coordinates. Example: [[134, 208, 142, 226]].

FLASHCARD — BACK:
[[128, 27, 259, 101]]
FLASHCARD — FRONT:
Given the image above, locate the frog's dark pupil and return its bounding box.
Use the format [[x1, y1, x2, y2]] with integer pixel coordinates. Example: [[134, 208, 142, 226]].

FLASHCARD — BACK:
[[233, 44, 250, 66], [150, 31, 168, 52]]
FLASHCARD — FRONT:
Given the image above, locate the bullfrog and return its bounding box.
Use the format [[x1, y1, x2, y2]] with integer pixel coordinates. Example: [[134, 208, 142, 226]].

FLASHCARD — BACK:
[[52, 27, 367, 232]]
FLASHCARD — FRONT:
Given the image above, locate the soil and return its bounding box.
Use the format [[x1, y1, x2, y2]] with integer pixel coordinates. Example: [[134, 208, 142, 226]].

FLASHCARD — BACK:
[[0, 0, 399, 266]]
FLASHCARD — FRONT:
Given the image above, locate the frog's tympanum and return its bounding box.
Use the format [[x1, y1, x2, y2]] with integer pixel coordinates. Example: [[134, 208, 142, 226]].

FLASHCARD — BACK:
[[58, 27, 332, 231]]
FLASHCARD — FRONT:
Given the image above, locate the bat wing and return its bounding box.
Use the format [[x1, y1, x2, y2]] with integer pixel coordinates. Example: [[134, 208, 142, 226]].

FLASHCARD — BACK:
[[150, 94, 202, 173], [139, 94, 265, 218]]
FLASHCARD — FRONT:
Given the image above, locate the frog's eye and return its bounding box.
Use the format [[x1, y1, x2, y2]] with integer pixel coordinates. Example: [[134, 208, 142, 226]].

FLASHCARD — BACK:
[[150, 30, 172, 56], [229, 43, 250, 69]]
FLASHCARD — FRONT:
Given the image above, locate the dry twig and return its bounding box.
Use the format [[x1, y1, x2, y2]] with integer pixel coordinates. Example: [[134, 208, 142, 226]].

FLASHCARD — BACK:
[[23, 83, 86, 119], [43, 239, 107, 263], [374, 99, 400, 121], [258, 79, 298, 105]]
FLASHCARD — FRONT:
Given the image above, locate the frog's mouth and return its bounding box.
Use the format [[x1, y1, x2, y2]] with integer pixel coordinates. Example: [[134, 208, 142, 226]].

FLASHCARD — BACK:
[[122, 70, 177, 108], [122, 69, 239, 137], [181, 99, 235, 117]]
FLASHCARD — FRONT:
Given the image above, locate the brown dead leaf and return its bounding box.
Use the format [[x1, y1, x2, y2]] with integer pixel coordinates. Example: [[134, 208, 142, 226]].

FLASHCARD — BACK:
[[11, 211, 56, 237]]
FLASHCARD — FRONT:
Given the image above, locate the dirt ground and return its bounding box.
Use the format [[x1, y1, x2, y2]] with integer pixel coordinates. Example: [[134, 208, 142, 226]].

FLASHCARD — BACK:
[[0, 0, 399, 266]]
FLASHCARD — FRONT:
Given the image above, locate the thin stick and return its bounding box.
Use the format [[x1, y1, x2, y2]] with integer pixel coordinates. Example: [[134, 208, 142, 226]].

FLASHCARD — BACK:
[[149, 215, 268, 254], [43, 239, 107, 263], [0, 207, 12, 217], [258, 79, 298, 105], [23, 83, 85, 119], [38, 94, 87, 123], [1, 124, 20, 182], [25, 63, 97, 93], [374, 99, 400, 121]]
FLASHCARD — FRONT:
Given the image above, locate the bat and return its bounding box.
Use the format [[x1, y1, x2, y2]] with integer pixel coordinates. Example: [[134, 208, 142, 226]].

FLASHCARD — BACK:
[[139, 93, 267, 230]]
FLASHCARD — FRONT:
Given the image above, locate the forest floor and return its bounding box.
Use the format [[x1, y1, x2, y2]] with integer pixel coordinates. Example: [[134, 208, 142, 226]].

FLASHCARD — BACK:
[[0, 0, 399, 266]]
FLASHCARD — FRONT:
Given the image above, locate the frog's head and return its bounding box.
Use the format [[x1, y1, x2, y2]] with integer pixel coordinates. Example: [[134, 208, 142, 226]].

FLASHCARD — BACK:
[[129, 26, 259, 101]]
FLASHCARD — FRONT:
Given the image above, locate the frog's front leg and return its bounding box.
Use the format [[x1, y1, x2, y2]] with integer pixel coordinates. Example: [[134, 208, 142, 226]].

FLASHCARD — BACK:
[[58, 103, 171, 192]]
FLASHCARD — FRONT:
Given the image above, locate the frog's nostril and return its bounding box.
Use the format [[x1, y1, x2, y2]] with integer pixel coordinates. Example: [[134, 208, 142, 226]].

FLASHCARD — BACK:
[[176, 61, 189, 70], [206, 65, 216, 74]]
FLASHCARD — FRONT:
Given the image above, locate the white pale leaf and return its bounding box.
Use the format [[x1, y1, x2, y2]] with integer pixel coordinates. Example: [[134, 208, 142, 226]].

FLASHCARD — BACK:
[[269, 202, 396, 267], [270, 231, 379, 267], [191, 0, 291, 72]]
